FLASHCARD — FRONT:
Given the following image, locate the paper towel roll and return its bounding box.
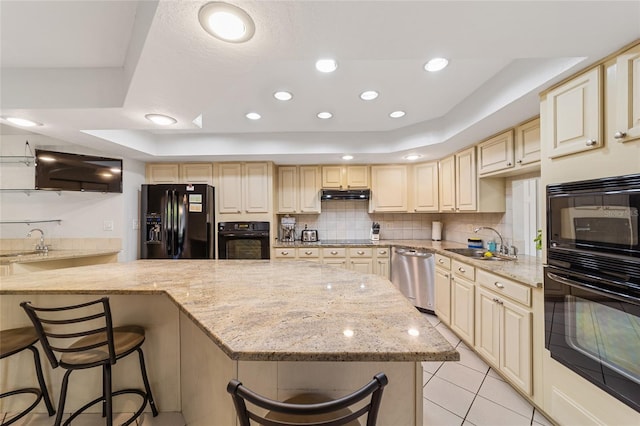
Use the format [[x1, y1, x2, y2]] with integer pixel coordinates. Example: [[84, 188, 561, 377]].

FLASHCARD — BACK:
[[432, 221, 442, 241]]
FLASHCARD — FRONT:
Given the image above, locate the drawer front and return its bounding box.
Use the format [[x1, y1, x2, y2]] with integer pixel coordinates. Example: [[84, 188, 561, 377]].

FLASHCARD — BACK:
[[275, 248, 296, 258], [322, 247, 347, 258], [375, 247, 390, 258], [452, 260, 475, 281], [348, 247, 373, 258], [435, 254, 451, 270], [477, 269, 531, 307], [298, 248, 320, 258]]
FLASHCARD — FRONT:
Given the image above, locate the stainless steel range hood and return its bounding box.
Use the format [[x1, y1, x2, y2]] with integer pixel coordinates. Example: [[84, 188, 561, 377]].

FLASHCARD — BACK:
[[321, 189, 370, 201]]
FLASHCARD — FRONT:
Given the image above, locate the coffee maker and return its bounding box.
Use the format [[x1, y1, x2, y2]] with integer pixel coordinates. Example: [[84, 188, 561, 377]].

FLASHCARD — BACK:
[[280, 216, 296, 242]]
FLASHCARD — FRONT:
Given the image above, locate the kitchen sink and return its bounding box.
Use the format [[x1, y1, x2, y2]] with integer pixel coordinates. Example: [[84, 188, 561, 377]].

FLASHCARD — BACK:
[[445, 248, 514, 261]]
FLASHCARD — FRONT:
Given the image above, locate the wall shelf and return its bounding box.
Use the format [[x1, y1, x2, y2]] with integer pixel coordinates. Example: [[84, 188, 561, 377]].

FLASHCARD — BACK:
[[0, 156, 35, 166], [0, 219, 62, 225], [0, 189, 61, 196]]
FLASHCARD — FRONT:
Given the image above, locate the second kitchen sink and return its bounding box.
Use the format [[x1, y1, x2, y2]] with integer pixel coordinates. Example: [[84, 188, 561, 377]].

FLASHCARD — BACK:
[[445, 248, 514, 261]]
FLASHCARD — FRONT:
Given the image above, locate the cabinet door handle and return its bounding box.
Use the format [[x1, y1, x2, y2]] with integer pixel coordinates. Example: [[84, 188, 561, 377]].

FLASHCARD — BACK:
[[614, 131, 627, 139], [585, 139, 597, 146], [516, 159, 522, 164], [494, 281, 504, 289], [304, 251, 313, 255], [330, 250, 338, 255], [444, 274, 449, 278], [458, 267, 466, 273], [506, 162, 512, 166]]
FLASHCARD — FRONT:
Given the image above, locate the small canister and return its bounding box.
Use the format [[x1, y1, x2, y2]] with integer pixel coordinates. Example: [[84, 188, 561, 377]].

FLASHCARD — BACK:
[[468, 238, 483, 249], [487, 240, 497, 252]]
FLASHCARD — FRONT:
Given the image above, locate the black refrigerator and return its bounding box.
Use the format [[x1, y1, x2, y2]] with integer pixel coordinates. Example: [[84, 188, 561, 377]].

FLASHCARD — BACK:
[[140, 184, 215, 259]]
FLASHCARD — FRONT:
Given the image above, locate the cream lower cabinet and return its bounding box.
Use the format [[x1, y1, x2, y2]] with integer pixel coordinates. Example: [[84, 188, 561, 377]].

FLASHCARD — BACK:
[[348, 247, 374, 274], [475, 269, 532, 395], [276, 246, 389, 277], [434, 254, 452, 326], [450, 259, 475, 346], [321, 248, 348, 268], [373, 247, 390, 279], [274, 247, 321, 263]]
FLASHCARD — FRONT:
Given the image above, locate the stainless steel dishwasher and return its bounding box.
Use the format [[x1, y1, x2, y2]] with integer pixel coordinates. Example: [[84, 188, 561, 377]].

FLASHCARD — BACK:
[[390, 247, 435, 313]]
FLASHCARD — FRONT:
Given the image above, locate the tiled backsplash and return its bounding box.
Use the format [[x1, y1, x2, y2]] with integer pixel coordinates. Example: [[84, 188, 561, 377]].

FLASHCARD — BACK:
[[280, 172, 540, 256]]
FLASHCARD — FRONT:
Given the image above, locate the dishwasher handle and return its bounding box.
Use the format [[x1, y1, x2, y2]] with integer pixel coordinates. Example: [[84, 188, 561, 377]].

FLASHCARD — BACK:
[[394, 248, 432, 257]]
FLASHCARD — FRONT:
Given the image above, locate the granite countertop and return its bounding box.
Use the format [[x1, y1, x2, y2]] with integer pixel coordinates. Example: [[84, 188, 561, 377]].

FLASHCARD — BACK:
[[0, 249, 120, 265], [0, 260, 459, 363], [273, 239, 543, 287]]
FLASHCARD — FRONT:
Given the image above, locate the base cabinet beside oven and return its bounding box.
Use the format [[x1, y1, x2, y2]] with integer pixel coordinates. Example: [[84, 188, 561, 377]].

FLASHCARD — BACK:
[[475, 269, 532, 396]]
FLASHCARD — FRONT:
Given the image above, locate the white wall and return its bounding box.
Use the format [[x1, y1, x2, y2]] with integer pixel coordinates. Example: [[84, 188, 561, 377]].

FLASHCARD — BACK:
[[0, 133, 145, 261]]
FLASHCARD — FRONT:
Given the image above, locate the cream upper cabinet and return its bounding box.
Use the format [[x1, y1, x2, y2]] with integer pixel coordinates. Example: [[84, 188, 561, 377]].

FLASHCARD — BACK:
[[218, 162, 271, 214], [146, 163, 213, 185], [321, 165, 369, 189], [438, 155, 456, 212], [613, 43, 640, 143], [299, 166, 321, 213], [411, 162, 439, 212], [478, 130, 515, 175], [180, 163, 213, 185], [146, 163, 180, 184], [455, 147, 477, 211], [277, 166, 321, 214], [515, 118, 541, 166], [545, 66, 603, 158], [370, 165, 408, 212]]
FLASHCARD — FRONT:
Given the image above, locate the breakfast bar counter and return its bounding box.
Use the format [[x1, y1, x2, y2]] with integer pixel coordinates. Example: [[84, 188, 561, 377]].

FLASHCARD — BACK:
[[0, 260, 457, 425]]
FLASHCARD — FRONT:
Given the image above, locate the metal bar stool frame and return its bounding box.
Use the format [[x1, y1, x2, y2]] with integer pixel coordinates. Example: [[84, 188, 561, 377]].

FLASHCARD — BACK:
[[20, 297, 158, 426], [0, 327, 56, 425], [227, 372, 388, 426]]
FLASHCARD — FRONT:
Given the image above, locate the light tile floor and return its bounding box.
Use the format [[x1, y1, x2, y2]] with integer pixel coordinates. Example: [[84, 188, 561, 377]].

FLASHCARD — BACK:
[[4, 313, 554, 425], [422, 313, 554, 426]]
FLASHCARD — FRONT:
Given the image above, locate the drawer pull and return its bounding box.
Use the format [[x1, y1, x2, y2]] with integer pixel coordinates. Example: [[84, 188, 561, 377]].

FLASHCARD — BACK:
[[330, 250, 338, 255], [281, 251, 289, 255], [379, 250, 387, 255], [438, 259, 445, 264], [585, 139, 597, 146], [494, 282, 505, 289], [458, 267, 466, 273], [357, 250, 365, 255], [304, 251, 313, 255]]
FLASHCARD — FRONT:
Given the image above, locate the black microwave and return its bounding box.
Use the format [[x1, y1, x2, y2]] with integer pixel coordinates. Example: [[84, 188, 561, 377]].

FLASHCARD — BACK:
[[547, 173, 640, 262]]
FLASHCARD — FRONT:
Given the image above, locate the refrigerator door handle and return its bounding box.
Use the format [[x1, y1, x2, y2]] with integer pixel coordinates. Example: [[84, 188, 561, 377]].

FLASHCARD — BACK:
[[165, 189, 173, 257]]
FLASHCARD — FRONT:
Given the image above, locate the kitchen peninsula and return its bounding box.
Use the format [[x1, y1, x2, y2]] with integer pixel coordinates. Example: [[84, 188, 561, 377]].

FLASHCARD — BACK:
[[0, 260, 458, 425]]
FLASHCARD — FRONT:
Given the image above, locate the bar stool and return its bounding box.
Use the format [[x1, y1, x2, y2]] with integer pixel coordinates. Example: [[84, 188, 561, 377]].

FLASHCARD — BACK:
[[227, 372, 388, 426], [0, 327, 55, 425], [20, 297, 159, 426]]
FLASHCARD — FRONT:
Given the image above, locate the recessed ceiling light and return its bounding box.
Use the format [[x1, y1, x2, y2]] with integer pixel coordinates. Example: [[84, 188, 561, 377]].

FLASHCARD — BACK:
[[360, 90, 379, 101], [424, 57, 449, 72], [4, 116, 42, 127], [315, 59, 337, 73], [317, 112, 333, 119], [342, 155, 354, 160], [389, 111, 406, 118], [198, 2, 255, 43], [145, 114, 177, 125], [246, 112, 261, 120], [273, 91, 293, 101], [404, 154, 423, 161]]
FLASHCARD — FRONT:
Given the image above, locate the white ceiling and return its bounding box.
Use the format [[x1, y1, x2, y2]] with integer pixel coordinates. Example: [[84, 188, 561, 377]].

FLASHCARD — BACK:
[[1, 1, 639, 165]]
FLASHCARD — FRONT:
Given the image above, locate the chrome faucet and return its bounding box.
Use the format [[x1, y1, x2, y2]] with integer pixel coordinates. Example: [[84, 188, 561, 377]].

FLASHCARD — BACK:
[[474, 227, 509, 256], [27, 228, 48, 252]]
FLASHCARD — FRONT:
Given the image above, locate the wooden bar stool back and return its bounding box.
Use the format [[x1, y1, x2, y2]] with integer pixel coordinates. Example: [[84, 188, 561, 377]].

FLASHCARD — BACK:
[[20, 297, 158, 426], [0, 327, 56, 425], [227, 372, 388, 426]]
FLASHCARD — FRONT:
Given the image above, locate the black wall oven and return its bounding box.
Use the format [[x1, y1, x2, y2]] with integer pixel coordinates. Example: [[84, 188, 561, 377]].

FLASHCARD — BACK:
[[545, 173, 640, 412], [218, 221, 270, 260]]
